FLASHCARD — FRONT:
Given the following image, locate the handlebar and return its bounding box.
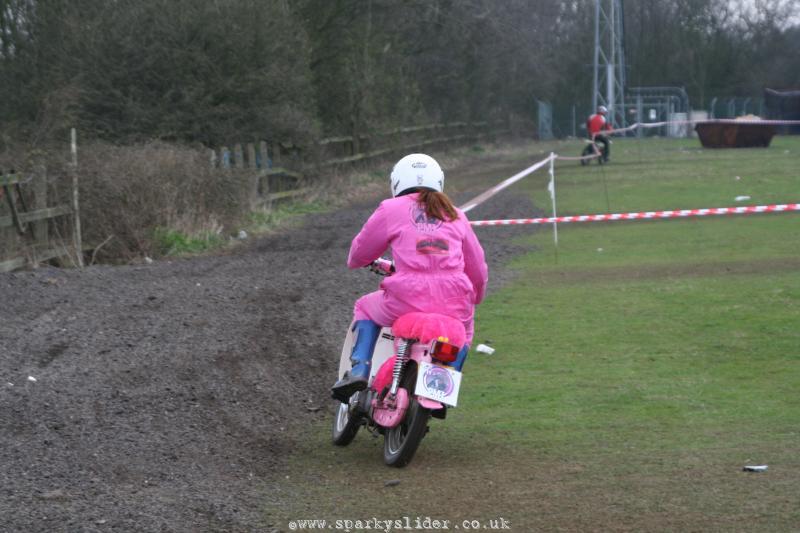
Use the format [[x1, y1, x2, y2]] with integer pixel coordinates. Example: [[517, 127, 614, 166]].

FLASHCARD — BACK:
[[368, 258, 395, 276]]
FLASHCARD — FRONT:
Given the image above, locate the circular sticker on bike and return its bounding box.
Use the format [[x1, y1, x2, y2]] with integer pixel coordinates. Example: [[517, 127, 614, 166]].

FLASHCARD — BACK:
[[422, 365, 454, 397]]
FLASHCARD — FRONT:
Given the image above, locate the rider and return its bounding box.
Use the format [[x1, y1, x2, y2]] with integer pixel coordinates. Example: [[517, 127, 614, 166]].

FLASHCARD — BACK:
[[331, 153, 488, 403], [586, 105, 613, 162]]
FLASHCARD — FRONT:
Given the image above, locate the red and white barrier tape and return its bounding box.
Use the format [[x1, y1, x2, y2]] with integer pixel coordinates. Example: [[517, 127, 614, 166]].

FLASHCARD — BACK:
[[607, 118, 800, 136], [555, 142, 602, 162], [470, 203, 800, 226], [699, 119, 800, 125], [460, 154, 555, 213]]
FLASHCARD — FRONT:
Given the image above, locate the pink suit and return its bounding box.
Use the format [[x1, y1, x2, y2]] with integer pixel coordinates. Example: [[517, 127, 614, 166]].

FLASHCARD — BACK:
[[348, 193, 488, 344]]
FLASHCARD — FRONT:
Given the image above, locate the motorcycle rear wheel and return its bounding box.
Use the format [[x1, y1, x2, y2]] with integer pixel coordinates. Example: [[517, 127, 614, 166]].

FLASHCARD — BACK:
[[332, 399, 361, 446], [383, 368, 431, 467]]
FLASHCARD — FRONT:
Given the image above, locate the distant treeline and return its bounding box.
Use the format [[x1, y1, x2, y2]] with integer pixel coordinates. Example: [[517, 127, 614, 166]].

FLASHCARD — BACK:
[[1, 0, 798, 147]]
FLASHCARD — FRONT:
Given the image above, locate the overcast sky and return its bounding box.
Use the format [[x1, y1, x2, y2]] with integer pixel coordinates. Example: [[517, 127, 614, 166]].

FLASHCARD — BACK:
[[734, 0, 800, 28]]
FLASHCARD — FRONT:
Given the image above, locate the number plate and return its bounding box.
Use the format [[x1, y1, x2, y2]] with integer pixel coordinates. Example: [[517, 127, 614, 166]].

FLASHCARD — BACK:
[[415, 362, 462, 407]]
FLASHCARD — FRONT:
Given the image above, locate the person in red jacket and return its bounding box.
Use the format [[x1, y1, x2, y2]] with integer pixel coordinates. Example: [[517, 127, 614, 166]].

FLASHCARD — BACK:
[[586, 105, 613, 162]]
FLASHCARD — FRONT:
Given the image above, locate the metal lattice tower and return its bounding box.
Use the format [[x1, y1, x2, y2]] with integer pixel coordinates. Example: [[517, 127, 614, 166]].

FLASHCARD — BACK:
[[592, 0, 627, 129]]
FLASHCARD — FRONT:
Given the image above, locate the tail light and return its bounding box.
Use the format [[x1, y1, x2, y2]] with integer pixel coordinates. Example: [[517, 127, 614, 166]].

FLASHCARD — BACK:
[[430, 337, 460, 363]]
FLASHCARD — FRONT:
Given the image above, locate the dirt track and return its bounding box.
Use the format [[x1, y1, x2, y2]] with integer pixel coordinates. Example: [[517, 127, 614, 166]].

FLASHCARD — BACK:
[[0, 155, 541, 532]]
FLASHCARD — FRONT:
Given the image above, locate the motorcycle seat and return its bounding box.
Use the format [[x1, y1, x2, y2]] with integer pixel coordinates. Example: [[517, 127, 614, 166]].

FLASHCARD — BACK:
[[392, 312, 466, 348]]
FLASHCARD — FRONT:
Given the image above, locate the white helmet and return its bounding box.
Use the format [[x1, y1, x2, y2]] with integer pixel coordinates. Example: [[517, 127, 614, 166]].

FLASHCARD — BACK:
[[389, 153, 444, 197], [597, 105, 608, 115]]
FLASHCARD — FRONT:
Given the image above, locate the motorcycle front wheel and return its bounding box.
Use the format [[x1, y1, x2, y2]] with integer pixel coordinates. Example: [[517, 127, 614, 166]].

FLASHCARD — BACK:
[[383, 393, 430, 467], [332, 398, 361, 446]]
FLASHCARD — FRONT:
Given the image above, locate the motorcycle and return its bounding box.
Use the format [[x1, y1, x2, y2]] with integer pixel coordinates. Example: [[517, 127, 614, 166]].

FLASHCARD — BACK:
[[332, 258, 467, 467], [580, 138, 604, 166], [580, 135, 610, 166]]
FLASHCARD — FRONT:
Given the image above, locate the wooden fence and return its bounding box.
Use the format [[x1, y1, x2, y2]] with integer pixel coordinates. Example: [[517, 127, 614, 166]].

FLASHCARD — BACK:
[[0, 169, 81, 273], [210, 140, 309, 209], [0, 129, 83, 273], [210, 120, 510, 206], [318, 120, 507, 166]]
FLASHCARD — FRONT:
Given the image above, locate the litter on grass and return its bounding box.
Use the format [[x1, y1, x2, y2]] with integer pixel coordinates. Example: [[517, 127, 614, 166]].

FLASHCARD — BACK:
[[476, 344, 495, 355]]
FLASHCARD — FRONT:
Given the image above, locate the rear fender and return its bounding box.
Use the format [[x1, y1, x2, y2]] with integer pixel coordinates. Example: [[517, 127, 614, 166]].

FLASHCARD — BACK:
[[417, 397, 443, 410]]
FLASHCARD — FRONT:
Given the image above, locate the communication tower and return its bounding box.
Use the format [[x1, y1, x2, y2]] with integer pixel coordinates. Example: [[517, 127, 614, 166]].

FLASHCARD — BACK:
[[592, 0, 627, 129]]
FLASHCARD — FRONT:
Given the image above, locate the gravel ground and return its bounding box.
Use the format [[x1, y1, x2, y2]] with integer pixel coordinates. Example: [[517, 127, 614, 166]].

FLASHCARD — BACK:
[[0, 160, 541, 532]]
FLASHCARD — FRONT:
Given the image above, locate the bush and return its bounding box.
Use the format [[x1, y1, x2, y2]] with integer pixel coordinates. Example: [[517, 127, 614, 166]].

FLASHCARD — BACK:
[[78, 141, 250, 262]]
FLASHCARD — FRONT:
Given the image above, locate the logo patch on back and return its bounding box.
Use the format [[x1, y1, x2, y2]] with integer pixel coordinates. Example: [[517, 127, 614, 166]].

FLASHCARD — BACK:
[[416, 238, 449, 255], [410, 205, 443, 232]]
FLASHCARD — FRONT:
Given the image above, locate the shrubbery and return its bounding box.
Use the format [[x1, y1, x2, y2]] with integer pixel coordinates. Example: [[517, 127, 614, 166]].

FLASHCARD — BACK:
[[78, 142, 250, 262]]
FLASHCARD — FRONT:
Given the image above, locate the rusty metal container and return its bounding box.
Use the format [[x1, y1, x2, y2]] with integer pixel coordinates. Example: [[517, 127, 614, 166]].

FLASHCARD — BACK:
[[694, 120, 777, 148]]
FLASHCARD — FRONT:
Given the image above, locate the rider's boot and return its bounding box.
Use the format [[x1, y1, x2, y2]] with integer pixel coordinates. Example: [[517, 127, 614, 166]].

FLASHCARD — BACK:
[[450, 345, 469, 372], [331, 320, 381, 403]]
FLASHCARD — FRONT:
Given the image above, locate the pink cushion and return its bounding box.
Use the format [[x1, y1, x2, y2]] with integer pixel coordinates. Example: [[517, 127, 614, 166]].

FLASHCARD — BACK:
[[392, 312, 466, 347]]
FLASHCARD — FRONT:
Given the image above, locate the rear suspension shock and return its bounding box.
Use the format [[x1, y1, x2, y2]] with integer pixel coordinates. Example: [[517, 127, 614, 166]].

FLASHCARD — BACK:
[[388, 339, 413, 397]]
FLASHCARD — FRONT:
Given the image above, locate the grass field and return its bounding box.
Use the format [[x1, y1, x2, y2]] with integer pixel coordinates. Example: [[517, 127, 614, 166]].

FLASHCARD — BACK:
[[267, 136, 800, 532]]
